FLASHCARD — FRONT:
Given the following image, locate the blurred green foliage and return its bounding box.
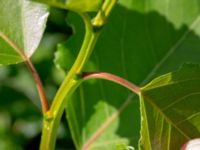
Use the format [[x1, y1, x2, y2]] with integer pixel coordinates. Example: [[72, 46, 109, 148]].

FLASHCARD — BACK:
[[0, 7, 74, 150]]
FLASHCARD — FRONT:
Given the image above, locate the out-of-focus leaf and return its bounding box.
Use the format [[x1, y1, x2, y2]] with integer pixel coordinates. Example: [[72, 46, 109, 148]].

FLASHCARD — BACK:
[[140, 64, 200, 150], [33, 0, 103, 12], [33, 33, 67, 63], [53, 12, 83, 72], [64, 0, 200, 149], [0, 0, 49, 65], [54, 44, 75, 72]]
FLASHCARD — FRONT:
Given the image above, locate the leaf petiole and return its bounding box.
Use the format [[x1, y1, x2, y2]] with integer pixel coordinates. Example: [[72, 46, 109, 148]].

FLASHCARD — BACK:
[[0, 32, 49, 113], [82, 72, 141, 95]]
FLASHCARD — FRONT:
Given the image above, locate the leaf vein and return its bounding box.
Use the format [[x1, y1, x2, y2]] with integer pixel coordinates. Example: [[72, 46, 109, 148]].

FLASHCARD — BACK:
[[162, 92, 200, 111], [141, 15, 200, 85], [0, 53, 21, 59], [176, 111, 200, 125]]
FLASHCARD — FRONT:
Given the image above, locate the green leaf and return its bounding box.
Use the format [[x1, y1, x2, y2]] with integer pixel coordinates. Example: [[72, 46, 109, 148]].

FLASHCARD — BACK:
[[33, 0, 103, 12], [64, 0, 200, 149], [53, 13, 82, 72], [54, 13, 95, 73], [0, 0, 49, 65], [54, 43, 75, 72], [140, 64, 200, 150]]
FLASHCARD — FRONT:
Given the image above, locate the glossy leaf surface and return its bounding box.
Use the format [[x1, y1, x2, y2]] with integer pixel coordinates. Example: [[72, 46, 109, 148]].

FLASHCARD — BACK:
[[0, 0, 49, 65]]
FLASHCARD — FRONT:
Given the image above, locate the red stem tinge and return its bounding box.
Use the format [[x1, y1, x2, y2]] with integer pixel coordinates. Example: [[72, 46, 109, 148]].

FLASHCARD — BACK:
[[82, 72, 141, 94], [0, 32, 49, 113]]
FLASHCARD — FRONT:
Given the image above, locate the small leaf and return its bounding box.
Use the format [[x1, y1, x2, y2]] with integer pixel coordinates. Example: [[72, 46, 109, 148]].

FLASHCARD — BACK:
[[0, 0, 49, 65], [140, 64, 200, 149], [33, 0, 103, 12]]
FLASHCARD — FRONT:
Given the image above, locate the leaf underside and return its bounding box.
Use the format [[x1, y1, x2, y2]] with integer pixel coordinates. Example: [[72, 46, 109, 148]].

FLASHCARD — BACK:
[[0, 0, 49, 65], [55, 0, 200, 149]]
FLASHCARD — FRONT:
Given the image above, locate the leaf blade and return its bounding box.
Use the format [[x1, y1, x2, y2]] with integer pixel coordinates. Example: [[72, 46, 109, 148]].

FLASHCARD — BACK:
[[63, 0, 200, 149], [0, 0, 49, 65], [140, 64, 200, 149]]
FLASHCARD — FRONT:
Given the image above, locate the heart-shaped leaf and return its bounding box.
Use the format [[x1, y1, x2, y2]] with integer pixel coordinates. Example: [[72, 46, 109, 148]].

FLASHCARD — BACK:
[[0, 0, 49, 65]]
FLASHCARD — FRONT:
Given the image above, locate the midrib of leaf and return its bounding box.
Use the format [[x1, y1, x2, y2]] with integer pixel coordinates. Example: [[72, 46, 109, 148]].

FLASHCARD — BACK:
[[140, 95, 152, 150], [167, 125, 171, 150], [0, 32, 25, 60], [177, 111, 200, 125], [5, 0, 26, 56], [162, 92, 200, 111]]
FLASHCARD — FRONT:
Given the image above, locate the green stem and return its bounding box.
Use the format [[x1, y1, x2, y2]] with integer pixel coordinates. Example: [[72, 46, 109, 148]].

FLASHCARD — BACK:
[[40, 1, 117, 149], [40, 13, 97, 150], [92, 0, 117, 27]]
